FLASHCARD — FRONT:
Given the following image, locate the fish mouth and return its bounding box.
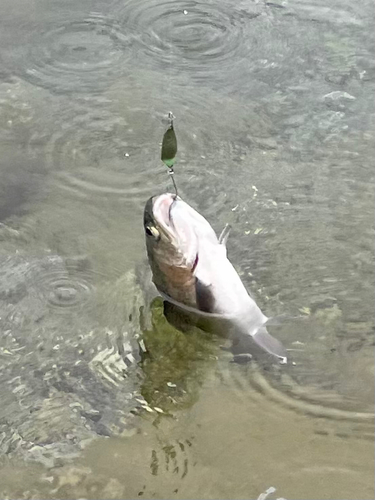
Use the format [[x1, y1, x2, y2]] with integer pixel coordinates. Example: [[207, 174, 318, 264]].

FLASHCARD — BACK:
[[152, 193, 178, 229]]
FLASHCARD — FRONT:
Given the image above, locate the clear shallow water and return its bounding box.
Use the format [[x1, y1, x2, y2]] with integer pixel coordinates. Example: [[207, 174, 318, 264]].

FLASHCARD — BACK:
[[0, 0, 374, 498]]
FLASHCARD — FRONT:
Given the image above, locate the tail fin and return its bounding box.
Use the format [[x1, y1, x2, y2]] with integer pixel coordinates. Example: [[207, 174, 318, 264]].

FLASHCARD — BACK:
[[252, 326, 288, 364]]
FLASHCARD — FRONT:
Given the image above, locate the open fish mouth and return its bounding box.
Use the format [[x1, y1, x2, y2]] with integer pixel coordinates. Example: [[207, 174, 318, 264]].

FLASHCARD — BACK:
[[152, 193, 178, 230]]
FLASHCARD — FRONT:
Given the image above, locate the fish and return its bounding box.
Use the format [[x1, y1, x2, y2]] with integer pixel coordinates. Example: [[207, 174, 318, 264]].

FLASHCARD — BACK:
[[143, 193, 287, 363]]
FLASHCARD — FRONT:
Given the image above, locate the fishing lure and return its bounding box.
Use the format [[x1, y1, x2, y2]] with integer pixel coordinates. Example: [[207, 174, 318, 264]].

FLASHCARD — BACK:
[[161, 112, 178, 196]]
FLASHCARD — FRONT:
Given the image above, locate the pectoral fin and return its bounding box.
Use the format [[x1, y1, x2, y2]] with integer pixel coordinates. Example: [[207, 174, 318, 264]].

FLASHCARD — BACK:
[[252, 326, 287, 364], [159, 290, 235, 320], [195, 277, 215, 312]]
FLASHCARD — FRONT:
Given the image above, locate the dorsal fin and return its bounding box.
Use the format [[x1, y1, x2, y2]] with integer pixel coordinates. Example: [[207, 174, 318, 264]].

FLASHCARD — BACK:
[[158, 290, 235, 320], [218, 224, 231, 247]]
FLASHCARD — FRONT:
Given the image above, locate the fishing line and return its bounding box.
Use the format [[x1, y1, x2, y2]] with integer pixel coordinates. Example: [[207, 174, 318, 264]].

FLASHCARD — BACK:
[[168, 167, 178, 197]]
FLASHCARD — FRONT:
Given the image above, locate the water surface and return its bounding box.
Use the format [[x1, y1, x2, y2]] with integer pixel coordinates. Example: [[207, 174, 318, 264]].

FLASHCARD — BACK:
[[0, 0, 374, 498]]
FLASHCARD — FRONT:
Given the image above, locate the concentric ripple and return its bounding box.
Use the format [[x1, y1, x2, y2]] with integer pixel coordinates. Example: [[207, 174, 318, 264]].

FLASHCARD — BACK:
[[54, 168, 166, 202], [31, 256, 95, 311], [44, 276, 93, 309], [214, 359, 374, 443], [27, 102, 166, 201], [112, 0, 259, 78], [37, 105, 131, 168], [20, 13, 132, 93]]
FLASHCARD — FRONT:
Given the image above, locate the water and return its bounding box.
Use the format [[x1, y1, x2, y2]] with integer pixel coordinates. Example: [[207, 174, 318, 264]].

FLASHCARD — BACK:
[[0, 0, 374, 498]]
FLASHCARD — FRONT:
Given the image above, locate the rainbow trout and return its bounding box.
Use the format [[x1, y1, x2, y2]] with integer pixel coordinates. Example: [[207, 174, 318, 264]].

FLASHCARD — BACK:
[[144, 193, 287, 363]]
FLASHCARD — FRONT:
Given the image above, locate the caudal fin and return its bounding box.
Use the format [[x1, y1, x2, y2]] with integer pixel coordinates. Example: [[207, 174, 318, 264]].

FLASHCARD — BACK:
[[252, 326, 288, 364]]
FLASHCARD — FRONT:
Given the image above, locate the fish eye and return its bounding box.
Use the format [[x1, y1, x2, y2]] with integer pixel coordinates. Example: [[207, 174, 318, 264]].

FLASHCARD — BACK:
[[145, 225, 160, 241]]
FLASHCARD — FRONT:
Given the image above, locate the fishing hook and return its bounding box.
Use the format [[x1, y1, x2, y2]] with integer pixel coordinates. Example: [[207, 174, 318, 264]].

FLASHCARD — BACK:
[[168, 167, 178, 198]]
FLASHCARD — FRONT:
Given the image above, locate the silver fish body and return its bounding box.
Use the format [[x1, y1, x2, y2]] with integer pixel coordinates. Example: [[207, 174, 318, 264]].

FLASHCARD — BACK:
[[144, 193, 287, 363]]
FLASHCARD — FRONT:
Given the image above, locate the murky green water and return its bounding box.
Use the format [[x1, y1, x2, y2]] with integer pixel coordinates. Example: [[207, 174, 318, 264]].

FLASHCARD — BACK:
[[1, 0, 374, 498]]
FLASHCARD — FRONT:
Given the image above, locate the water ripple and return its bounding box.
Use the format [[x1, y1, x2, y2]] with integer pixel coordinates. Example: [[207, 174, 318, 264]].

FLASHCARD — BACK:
[[215, 360, 374, 442], [27, 102, 166, 201], [29, 256, 96, 311], [0, 255, 96, 315], [20, 13, 132, 94], [54, 168, 166, 202], [112, 0, 260, 80]]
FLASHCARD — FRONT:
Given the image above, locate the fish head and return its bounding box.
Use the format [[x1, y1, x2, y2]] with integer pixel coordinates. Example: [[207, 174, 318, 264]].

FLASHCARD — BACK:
[[144, 193, 199, 267], [144, 193, 202, 304]]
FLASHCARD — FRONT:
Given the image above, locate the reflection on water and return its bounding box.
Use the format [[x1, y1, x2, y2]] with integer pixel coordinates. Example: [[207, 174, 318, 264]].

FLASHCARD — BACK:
[[0, 0, 374, 498], [140, 297, 219, 412]]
